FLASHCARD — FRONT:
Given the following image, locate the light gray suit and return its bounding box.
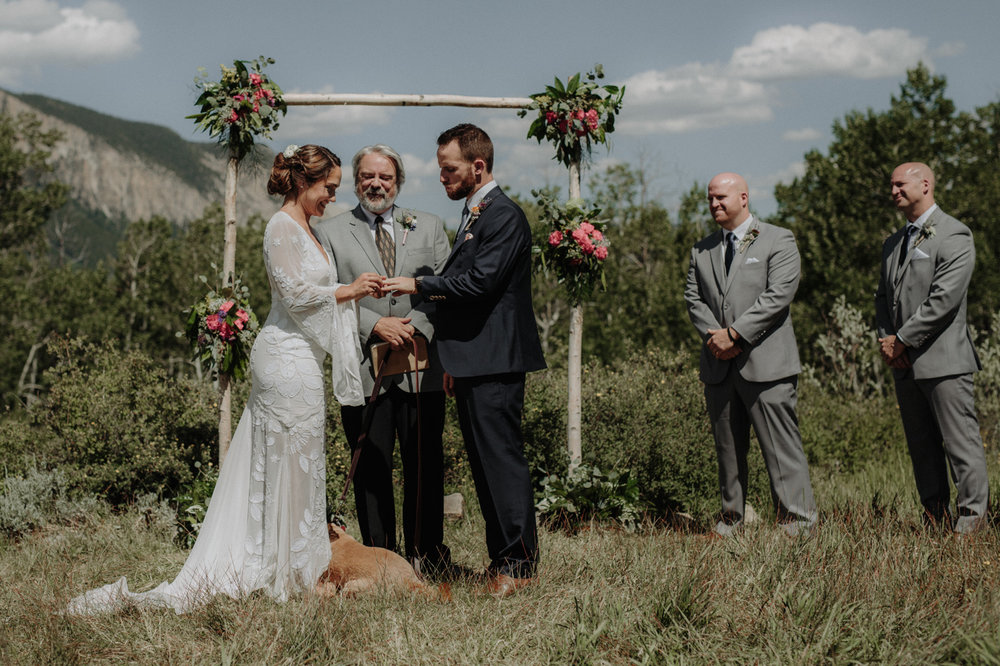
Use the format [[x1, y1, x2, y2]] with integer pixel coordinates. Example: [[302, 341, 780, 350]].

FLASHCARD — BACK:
[[875, 207, 988, 533], [313, 204, 451, 558], [685, 217, 817, 535]]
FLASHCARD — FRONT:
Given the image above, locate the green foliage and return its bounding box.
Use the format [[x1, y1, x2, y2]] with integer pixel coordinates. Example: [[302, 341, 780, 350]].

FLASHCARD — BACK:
[[188, 56, 286, 162], [39, 339, 216, 505], [535, 463, 642, 531], [173, 461, 219, 548], [518, 64, 624, 168], [524, 347, 767, 518], [809, 295, 889, 398], [775, 64, 1000, 358], [0, 466, 104, 539]]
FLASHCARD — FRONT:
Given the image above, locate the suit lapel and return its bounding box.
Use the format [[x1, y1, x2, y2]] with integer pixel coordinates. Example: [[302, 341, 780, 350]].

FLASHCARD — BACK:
[[723, 219, 759, 294], [349, 205, 384, 273], [708, 230, 726, 294]]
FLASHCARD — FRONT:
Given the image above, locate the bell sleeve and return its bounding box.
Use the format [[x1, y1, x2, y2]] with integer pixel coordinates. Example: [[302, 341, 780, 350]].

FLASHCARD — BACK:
[[263, 214, 364, 406]]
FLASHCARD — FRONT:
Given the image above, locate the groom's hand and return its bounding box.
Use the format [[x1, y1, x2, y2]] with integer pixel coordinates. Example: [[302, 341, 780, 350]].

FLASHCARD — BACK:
[[374, 317, 414, 349]]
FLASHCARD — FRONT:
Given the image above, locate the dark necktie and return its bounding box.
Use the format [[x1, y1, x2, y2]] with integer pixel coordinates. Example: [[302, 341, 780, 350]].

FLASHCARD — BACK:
[[375, 216, 395, 276], [724, 231, 736, 274], [898, 224, 916, 266], [460, 204, 470, 231]]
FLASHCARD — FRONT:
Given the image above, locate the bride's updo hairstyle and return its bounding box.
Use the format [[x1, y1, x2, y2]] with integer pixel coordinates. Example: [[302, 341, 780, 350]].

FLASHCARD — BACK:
[[268, 144, 341, 198]]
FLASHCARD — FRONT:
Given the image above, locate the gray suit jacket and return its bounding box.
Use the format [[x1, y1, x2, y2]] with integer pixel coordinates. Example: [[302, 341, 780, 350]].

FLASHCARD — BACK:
[[875, 207, 980, 380], [314, 204, 451, 394], [685, 218, 802, 385]]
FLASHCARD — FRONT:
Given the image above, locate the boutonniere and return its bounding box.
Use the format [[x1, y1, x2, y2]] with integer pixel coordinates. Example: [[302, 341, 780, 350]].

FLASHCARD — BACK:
[[396, 212, 417, 245], [737, 227, 760, 254], [466, 196, 495, 231], [913, 223, 936, 248]]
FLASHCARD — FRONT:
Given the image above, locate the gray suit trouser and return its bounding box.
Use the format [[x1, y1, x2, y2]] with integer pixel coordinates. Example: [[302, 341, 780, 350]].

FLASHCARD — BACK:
[[704, 368, 817, 535], [894, 372, 989, 533]]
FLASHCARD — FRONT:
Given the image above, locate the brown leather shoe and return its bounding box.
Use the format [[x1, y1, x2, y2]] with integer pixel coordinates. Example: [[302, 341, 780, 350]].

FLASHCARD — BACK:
[[478, 574, 535, 599]]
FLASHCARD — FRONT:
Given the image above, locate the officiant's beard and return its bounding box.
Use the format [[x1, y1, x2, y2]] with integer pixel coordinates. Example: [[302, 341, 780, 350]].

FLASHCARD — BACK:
[[358, 185, 396, 215]]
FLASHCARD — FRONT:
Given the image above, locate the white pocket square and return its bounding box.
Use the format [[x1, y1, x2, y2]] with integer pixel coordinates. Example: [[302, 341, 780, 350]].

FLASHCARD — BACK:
[[745, 257, 760, 264], [912, 247, 930, 259]]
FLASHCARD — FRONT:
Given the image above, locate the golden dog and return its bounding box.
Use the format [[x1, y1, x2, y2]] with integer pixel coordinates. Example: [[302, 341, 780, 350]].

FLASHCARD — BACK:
[[316, 524, 450, 600]]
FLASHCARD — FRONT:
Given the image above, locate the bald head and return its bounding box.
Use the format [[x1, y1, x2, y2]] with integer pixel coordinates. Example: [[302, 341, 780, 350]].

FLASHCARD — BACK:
[[890, 162, 936, 221], [707, 172, 750, 230]]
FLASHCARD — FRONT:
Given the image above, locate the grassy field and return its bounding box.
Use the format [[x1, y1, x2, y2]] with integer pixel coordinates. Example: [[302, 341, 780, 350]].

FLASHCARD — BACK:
[[2, 446, 999, 665]]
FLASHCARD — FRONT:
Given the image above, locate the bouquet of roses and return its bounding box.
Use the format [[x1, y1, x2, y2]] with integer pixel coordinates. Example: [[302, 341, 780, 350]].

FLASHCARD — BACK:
[[187, 56, 286, 161], [183, 273, 259, 380], [518, 64, 624, 168], [534, 192, 610, 305]]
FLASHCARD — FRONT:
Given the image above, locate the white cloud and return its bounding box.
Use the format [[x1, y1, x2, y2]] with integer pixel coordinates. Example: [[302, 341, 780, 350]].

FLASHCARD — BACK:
[[278, 101, 393, 138], [0, 0, 139, 84], [782, 127, 822, 142], [729, 23, 929, 80], [618, 64, 774, 134], [615, 22, 939, 136]]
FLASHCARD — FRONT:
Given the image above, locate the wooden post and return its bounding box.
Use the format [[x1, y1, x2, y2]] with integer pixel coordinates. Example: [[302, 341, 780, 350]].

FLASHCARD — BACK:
[[218, 155, 239, 465], [567, 160, 583, 471]]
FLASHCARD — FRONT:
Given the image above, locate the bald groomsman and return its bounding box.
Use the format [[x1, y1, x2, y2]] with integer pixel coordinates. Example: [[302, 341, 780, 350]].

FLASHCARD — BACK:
[[684, 172, 817, 537], [876, 161, 988, 534]]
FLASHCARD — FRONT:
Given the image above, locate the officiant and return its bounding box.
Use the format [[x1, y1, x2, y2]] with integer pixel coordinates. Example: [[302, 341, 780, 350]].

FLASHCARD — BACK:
[[314, 144, 452, 569]]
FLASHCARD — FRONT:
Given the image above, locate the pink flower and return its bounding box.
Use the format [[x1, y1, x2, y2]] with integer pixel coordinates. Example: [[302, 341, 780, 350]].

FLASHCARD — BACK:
[[594, 246, 608, 260], [579, 222, 595, 234], [545, 111, 558, 124], [572, 109, 585, 120], [249, 73, 263, 86], [579, 238, 595, 255], [220, 300, 235, 314], [591, 229, 603, 241], [571, 228, 587, 243], [585, 109, 599, 131], [252, 102, 260, 113], [226, 110, 239, 124], [205, 314, 221, 331], [233, 94, 245, 102], [548, 230, 563, 246]]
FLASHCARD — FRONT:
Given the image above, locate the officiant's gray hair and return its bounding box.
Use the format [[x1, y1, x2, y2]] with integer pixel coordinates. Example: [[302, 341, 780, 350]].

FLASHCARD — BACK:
[[352, 144, 406, 190]]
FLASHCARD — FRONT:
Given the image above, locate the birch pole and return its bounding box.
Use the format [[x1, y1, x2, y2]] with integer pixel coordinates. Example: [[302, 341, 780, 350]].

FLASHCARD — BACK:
[[217, 155, 239, 464], [567, 160, 583, 470]]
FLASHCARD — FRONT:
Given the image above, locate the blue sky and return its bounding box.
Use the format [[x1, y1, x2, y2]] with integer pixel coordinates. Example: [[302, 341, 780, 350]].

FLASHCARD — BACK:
[[2, 0, 998, 227]]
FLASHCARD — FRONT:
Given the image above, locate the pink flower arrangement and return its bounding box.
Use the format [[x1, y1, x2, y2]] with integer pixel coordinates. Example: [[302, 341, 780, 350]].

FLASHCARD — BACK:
[[534, 195, 610, 304], [185, 278, 260, 380]]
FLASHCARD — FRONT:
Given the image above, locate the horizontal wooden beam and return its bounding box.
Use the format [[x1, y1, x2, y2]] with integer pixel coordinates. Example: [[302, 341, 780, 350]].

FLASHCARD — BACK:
[[283, 93, 533, 109]]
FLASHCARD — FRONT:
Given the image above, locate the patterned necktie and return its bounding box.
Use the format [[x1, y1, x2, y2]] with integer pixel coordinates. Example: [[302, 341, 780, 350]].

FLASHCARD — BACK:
[[724, 231, 736, 274], [375, 216, 395, 276], [898, 224, 916, 266]]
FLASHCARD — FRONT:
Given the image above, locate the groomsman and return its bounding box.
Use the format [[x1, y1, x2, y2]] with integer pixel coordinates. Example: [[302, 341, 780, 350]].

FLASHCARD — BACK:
[[314, 145, 452, 567], [684, 172, 817, 537], [386, 124, 546, 597], [875, 162, 988, 534]]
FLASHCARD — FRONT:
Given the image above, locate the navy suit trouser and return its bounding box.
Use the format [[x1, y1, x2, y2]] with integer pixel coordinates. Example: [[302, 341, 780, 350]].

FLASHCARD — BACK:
[[454, 372, 537, 578]]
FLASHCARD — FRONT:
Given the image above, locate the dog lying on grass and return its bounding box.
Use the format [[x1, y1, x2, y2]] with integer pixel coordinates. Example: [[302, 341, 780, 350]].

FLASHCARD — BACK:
[[316, 524, 450, 600]]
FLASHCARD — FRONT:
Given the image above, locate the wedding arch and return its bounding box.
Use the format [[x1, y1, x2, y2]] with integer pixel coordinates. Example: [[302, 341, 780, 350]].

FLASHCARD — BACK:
[[188, 58, 623, 470]]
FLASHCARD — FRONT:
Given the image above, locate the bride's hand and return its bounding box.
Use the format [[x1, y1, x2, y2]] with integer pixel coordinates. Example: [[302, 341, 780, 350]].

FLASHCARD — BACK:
[[339, 272, 385, 302]]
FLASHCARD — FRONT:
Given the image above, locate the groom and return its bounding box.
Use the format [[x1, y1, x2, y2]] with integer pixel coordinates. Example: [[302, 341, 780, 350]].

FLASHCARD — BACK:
[[314, 144, 452, 568], [386, 124, 546, 597]]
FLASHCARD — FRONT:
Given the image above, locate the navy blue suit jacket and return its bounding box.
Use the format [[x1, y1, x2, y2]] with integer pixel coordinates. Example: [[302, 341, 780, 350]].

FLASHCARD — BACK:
[[420, 188, 546, 378]]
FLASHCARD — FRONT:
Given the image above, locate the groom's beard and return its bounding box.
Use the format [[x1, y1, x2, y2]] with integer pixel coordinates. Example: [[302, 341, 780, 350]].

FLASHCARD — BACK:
[[358, 185, 396, 215]]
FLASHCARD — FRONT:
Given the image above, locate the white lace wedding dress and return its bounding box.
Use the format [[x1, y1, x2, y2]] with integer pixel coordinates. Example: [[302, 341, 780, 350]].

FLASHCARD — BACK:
[[68, 212, 364, 614]]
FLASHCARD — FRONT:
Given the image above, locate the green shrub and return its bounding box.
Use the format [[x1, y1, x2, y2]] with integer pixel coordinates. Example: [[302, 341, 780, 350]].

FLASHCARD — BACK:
[[797, 382, 903, 473], [0, 466, 105, 538], [174, 461, 219, 547], [524, 348, 770, 520], [38, 338, 217, 505], [535, 463, 643, 531]]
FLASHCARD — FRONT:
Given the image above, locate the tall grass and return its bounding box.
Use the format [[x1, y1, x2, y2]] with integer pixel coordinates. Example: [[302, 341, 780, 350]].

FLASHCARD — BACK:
[[2, 446, 998, 664]]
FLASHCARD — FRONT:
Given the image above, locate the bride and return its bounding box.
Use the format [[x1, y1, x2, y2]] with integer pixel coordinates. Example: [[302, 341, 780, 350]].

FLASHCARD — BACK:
[[69, 145, 384, 614]]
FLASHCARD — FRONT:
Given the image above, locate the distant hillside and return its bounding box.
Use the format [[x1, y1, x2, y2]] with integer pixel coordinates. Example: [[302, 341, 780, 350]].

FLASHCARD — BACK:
[[0, 89, 279, 265]]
